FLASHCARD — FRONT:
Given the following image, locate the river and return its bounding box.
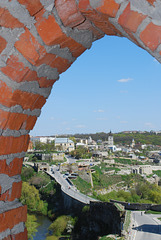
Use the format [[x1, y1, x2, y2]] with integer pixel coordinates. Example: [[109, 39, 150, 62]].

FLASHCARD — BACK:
[[32, 215, 52, 240]]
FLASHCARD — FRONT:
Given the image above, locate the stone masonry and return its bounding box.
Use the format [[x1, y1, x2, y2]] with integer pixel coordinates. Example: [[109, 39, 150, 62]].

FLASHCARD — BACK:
[[0, 0, 161, 239]]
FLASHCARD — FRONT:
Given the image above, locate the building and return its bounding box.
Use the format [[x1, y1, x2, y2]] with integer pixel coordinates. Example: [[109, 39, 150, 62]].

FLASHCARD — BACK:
[[131, 165, 152, 175], [52, 152, 65, 161], [108, 131, 114, 147], [55, 138, 74, 152], [131, 139, 135, 148], [34, 162, 50, 172]]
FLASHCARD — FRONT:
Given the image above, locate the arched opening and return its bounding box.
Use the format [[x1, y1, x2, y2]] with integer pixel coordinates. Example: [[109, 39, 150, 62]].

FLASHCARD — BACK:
[[0, 0, 161, 239]]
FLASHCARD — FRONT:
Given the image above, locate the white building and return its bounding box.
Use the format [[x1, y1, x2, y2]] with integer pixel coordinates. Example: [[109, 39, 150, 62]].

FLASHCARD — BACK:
[[55, 138, 74, 152], [39, 136, 55, 143]]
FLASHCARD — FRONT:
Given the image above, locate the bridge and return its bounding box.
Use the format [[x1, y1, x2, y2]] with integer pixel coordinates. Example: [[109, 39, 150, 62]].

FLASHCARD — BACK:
[[46, 165, 98, 205]]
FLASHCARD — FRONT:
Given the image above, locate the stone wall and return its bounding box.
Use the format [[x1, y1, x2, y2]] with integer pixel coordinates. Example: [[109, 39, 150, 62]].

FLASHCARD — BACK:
[[0, 0, 161, 239], [111, 199, 161, 211]]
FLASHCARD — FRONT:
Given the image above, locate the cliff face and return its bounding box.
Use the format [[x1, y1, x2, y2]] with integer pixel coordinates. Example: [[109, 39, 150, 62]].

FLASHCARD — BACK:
[[0, 0, 161, 239], [71, 202, 123, 240]]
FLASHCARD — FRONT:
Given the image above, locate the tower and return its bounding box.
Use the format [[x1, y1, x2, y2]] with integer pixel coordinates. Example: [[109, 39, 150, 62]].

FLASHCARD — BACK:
[[108, 131, 114, 147]]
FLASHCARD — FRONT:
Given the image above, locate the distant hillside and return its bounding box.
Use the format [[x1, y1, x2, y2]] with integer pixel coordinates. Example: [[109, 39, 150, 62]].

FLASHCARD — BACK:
[[59, 132, 161, 146]]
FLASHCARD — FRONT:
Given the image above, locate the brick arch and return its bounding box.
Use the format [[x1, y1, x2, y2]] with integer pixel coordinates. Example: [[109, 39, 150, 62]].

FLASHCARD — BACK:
[[0, 0, 160, 239]]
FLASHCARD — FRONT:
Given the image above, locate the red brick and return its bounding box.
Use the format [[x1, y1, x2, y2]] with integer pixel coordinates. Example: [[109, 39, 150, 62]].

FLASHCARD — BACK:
[[0, 80, 13, 107], [0, 36, 7, 54], [75, 19, 104, 40], [6, 112, 27, 130], [60, 37, 86, 58], [78, 0, 93, 12], [25, 115, 37, 130], [0, 135, 29, 155], [35, 53, 57, 66], [0, 158, 23, 177], [0, 109, 10, 129], [1, 55, 30, 83], [17, 0, 43, 16], [0, 8, 24, 28], [0, 205, 27, 232], [23, 69, 38, 82], [50, 56, 71, 74], [1, 55, 39, 83], [0, 81, 46, 110], [0, 109, 38, 131], [12, 90, 46, 110], [0, 181, 22, 202], [81, 10, 121, 36], [3, 229, 28, 240], [140, 22, 161, 51], [15, 28, 46, 65], [35, 9, 67, 46], [55, 0, 85, 27], [96, 0, 120, 18], [14, 228, 28, 240], [0, 110, 27, 130], [146, 0, 156, 6], [118, 3, 146, 33], [38, 77, 56, 88]]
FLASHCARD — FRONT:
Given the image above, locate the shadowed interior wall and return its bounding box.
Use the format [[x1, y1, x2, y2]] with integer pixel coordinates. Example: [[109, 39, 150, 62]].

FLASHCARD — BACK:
[[0, 0, 161, 239]]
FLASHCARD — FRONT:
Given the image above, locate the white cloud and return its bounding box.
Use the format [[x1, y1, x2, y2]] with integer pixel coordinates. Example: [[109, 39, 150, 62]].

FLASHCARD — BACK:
[[145, 122, 153, 127], [94, 109, 105, 113], [118, 78, 133, 83], [75, 124, 86, 129], [96, 118, 108, 121], [120, 121, 128, 124], [61, 121, 68, 125]]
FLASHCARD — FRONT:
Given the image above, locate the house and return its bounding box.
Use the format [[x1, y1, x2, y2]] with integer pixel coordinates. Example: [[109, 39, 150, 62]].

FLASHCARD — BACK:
[[55, 138, 74, 152]]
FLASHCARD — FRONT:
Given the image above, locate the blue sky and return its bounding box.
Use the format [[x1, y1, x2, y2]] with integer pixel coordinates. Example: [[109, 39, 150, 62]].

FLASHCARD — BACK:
[[31, 35, 161, 136]]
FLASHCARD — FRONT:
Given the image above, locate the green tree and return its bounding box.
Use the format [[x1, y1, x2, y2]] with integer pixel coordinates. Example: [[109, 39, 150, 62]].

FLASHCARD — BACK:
[[26, 214, 39, 240], [21, 167, 35, 182], [20, 182, 48, 215], [48, 215, 75, 237]]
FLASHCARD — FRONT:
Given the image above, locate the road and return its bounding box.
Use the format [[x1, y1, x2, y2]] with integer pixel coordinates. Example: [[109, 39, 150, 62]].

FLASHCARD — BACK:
[[47, 165, 97, 204], [131, 211, 161, 240], [65, 155, 76, 164]]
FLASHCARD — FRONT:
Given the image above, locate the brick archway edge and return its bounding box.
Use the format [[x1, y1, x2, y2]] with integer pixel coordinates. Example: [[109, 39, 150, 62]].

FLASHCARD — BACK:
[[0, 0, 160, 239]]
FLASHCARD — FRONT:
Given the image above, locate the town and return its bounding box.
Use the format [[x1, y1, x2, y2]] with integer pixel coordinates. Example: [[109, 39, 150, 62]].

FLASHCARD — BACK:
[[21, 131, 161, 239]]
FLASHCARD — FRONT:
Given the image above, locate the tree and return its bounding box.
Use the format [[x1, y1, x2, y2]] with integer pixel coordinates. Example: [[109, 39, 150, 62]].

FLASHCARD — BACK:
[[20, 182, 48, 215], [21, 167, 35, 182], [26, 214, 39, 240]]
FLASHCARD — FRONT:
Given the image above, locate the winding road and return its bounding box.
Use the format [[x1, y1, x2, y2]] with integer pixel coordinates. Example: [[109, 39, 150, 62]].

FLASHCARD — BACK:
[[46, 165, 98, 204]]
